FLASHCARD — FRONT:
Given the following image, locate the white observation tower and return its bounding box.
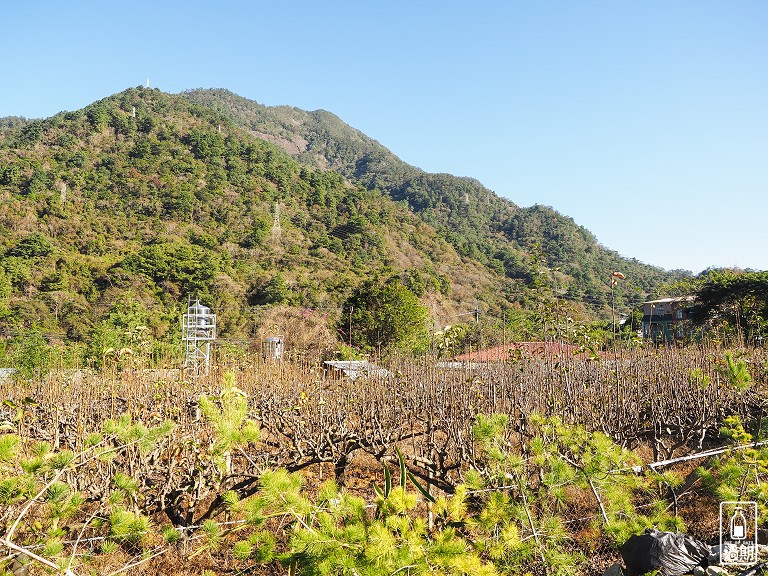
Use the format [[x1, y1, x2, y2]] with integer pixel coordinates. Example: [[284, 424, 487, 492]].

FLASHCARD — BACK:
[[182, 298, 216, 376]]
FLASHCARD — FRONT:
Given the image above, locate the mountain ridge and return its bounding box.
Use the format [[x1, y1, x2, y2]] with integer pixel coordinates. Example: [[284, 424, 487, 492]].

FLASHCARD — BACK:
[[179, 89, 683, 307]]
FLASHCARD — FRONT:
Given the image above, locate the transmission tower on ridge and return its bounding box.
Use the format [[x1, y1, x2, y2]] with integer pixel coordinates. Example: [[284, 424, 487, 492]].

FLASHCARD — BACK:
[[182, 297, 216, 377], [272, 202, 281, 240]]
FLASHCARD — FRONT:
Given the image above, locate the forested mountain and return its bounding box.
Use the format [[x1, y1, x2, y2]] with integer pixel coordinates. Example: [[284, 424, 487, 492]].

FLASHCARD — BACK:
[[0, 86, 684, 362], [182, 89, 683, 311]]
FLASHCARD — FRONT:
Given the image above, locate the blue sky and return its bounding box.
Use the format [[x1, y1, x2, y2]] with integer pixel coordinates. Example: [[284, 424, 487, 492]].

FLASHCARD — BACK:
[[2, 1, 766, 274]]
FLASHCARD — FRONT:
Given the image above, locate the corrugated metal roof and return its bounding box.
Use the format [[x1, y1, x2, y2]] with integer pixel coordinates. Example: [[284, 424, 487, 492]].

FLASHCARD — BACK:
[[644, 296, 695, 304], [323, 360, 390, 380]]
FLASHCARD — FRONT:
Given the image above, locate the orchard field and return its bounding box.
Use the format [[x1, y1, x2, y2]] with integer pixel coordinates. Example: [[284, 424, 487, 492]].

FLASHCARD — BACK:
[[2, 344, 768, 575]]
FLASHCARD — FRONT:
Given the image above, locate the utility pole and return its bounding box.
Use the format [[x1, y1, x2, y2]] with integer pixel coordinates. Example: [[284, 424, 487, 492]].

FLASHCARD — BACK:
[[348, 306, 353, 346], [474, 300, 482, 349], [503, 309, 506, 347]]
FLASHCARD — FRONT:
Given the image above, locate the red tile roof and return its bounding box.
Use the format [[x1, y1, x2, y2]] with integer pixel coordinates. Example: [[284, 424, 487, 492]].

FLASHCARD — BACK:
[[451, 342, 579, 362]]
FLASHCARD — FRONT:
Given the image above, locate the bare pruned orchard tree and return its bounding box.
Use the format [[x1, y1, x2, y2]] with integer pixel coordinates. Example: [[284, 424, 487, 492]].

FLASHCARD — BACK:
[[1, 345, 764, 526]]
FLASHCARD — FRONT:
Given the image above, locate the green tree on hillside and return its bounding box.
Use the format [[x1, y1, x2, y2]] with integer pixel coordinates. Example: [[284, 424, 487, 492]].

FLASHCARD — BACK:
[[0, 268, 10, 314], [5, 329, 51, 379], [690, 270, 768, 345], [8, 232, 54, 258], [344, 278, 429, 353], [116, 242, 223, 302], [252, 273, 289, 305]]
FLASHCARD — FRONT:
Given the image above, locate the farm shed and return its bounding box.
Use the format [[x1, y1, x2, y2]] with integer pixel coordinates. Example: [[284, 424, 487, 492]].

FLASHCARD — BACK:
[[323, 360, 390, 381]]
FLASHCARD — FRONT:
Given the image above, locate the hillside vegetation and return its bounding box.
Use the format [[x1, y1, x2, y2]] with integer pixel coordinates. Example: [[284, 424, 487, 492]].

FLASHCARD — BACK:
[[182, 89, 683, 309], [0, 86, 682, 363]]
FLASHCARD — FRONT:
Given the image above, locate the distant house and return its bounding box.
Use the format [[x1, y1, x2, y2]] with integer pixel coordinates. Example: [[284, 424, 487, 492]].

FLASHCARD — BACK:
[[449, 342, 580, 364], [641, 296, 695, 343]]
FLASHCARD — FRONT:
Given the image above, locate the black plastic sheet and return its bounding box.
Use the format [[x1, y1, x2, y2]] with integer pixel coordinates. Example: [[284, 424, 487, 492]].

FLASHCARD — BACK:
[[621, 529, 710, 576]]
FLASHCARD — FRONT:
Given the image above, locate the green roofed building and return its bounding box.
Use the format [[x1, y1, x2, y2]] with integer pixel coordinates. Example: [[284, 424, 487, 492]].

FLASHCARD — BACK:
[[641, 296, 695, 343]]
